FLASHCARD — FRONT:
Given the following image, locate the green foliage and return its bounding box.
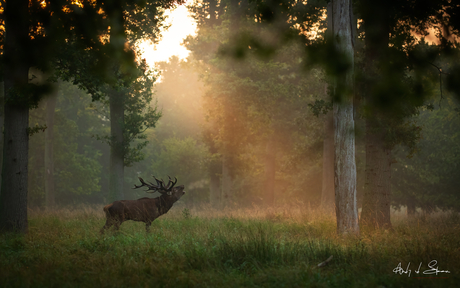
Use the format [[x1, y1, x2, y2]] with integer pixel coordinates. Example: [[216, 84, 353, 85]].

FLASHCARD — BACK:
[[392, 96, 460, 211], [182, 208, 192, 219], [52, 0, 179, 99], [28, 82, 104, 206], [26, 124, 47, 137], [150, 137, 210, 202], [308, 99, 333, 117], [93, 61, 162, 167]]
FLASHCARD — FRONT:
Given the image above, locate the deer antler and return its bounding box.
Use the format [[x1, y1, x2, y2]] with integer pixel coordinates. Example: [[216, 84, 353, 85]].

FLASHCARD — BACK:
[[165, 176, 177, 191], [133, 176, 177, 194], [133, 177, 160, 193]]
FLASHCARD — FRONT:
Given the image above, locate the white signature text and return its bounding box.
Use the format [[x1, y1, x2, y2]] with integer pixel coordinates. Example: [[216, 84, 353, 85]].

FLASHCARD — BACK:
[[393, 260, 450, 277]]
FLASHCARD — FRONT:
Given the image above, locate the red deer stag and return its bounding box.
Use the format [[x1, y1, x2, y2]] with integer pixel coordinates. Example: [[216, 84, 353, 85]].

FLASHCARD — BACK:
[[100, 176, 185, 233]]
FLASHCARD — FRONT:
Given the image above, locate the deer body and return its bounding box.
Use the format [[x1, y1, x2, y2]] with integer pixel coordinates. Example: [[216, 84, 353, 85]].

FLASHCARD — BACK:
[[101, 176, 185, 233]]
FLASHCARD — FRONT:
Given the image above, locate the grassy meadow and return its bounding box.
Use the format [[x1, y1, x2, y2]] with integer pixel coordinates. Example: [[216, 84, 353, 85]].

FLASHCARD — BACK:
[[0, 204, 459, 288]]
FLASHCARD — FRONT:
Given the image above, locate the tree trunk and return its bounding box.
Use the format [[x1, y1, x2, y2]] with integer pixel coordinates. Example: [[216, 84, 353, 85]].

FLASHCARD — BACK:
[[406, 200, 416, 217], [359, 1, 392, 230], [221, 156, 232, 206], [0, 82, 4, 195], [332, 0, 359, 235], [361, 128, 392, 229], [107, 8, 126, 203], [108, 89, 125, 202], [0, 0, 30, 234], [45, 91, 58, 209], [209, 0, 218, 25], [264, 134, 276, 207], [209, 157, 221, 206], [321, 2, 335, 211], [321, 111, 335, 210]]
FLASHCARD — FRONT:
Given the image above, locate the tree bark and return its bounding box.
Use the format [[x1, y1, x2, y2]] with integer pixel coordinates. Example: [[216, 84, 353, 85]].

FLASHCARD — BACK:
[[107, 7, 126, 203], [208, 0, 218, 25], [0, 0, 30, 234], [321, 111, 335, 210], [209, 157, 221, 206], [45, 91, 58, 209], [359, 1, 392, 230], [406, 200, 416, 217], [332, 0, 359, 235], [264, 134, 276, 207], [321, 2, 335, 211], [221, 155, 232, 206], [0, 82, 4, 195], [108, 89, 125, 202], [361, 128, 392, 229]]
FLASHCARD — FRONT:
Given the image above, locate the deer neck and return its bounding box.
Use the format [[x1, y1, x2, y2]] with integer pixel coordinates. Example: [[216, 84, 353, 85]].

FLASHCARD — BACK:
[[158, 195, 174, 215]]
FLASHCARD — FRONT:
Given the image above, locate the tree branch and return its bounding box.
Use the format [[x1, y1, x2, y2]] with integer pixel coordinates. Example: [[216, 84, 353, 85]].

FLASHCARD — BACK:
[[428, 62, 448, 108]]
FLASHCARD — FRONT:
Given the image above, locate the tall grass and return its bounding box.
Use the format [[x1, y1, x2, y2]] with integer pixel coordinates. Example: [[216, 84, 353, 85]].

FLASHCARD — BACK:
[[1, 205, 459, 287]]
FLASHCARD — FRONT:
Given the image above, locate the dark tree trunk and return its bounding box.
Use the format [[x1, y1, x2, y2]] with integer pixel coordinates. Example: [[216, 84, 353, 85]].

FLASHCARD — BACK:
[[0, 0, 30, 234], [208, 0, 218, 25], [209, 157, 221, 206], [321, 111, 335, 210], [361, 128, 392, 229], [359, 1, 392, 230], [209, 169, 221, 205], [45, 91, 58, 209], [221, 156, 232, 206], [406, 200, 416, 216], [0, 82, 4, 194], [108, 89, 125, 202], [264, 134, 276, 207], [107, 8, 126, 203], [332, 0, 359, 235], [321, 2, 335, 211]]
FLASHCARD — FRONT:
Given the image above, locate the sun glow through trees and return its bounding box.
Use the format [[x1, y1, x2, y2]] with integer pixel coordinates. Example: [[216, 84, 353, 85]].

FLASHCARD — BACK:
[[139, 3, 197, 66]]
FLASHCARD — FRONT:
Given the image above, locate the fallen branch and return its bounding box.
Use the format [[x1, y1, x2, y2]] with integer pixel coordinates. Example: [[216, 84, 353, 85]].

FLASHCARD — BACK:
[[317, 255, 333, 267]]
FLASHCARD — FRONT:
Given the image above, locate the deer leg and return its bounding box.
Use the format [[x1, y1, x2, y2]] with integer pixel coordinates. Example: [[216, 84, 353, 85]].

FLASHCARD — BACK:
[[114, 221, 121, 231], [112, 213, 125, 232], [145, 221, 152, 233], [100, 219, 114, 234]]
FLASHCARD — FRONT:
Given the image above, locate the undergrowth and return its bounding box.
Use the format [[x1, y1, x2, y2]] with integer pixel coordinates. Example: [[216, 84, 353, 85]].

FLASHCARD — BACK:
[[0, 205, 458, 287]]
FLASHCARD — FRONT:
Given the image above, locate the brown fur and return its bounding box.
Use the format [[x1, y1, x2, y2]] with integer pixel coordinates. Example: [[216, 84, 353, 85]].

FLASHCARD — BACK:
[[100, 185, 185, 233]]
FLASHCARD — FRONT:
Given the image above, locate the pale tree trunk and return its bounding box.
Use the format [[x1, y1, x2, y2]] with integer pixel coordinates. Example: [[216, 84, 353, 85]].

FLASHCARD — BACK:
[[361, 128, 392, 229], [0, 0, 30, 234], [332, 0, 359, 235], [45, 90, 58, 209], [321, 111, 335, 210], [221, 156, 232, 206], [108, 89, 125, 202], [264, 134, 276, 207]]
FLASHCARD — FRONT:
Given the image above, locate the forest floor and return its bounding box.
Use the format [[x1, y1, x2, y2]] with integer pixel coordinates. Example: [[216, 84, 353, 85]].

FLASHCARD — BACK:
[[0, 204, 459, 288]]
